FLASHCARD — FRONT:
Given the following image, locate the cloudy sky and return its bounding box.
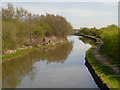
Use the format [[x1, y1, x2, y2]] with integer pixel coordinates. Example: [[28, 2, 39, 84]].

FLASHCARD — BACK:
[[2, 1, 118, 29]]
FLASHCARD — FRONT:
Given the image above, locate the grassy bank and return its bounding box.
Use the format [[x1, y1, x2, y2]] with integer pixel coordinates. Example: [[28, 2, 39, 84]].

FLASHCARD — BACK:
[[85, 41, 119, 89], [78, 25, 119, 68], [2, 40, 65, 60]]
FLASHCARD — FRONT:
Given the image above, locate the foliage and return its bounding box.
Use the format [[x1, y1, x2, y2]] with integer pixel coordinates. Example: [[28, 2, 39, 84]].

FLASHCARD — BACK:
[[79, 37, 96, 45], [2, 21, 18, 51], [79, 27, 102, 38], [80, 34, 119, 88], [2, 39, 66, 60], [78, 24, 119, 66], [86, 47, 119, 89], [2, 3, 73, 53], [100, 25, 118, 57], [99, 25, 119, 66]]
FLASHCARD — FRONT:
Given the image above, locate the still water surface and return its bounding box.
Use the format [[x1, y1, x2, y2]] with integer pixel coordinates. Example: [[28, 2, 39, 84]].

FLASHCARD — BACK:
[[2, 35, 98, 88]]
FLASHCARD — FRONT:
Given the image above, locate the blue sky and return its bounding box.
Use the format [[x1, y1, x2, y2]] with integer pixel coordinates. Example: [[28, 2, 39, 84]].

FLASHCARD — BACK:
[[2, 1, 118, 29]]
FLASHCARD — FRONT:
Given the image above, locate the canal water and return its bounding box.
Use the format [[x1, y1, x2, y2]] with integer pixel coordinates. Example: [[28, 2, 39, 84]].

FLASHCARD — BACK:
[[2, 35, 98, 88]]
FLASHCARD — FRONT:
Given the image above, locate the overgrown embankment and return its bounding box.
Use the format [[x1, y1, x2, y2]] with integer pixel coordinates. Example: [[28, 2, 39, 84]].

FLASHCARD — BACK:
[[79, 35, 119, 89], [3, 36, 65, 56], [2, 39, 66, 60], [2, 3, 73, 59]]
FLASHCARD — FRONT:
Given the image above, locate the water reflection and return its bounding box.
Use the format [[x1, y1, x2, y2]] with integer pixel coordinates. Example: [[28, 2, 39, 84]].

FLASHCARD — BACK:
[[2, 36, 98, 88], [79, 37, 95, 45], [2, 41, 73, 88]]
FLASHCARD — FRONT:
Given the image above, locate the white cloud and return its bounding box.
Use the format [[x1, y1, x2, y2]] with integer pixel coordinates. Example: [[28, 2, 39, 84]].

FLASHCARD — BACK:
[[59, 8, 113, 17], [102, 2, 118, 6], [22, 5, 114, 18]]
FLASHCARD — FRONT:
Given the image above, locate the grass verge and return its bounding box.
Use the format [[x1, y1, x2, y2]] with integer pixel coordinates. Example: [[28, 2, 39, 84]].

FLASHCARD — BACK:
[[86, 46, 119, 89], [2, 40, 65, 60], [2, 48, 31, 60]]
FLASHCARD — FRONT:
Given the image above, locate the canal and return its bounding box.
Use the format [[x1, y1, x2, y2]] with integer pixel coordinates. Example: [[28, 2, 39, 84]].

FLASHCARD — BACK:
[[2, 35, 99, 88]]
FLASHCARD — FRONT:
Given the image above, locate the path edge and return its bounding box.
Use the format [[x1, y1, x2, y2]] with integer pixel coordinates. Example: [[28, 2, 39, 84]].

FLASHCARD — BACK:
[[77, 35, 111, 89]]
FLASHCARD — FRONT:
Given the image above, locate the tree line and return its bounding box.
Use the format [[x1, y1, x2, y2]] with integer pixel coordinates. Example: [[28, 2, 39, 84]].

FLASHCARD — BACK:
[[2, 3, 73, 53], [78, 24, 119, 66]]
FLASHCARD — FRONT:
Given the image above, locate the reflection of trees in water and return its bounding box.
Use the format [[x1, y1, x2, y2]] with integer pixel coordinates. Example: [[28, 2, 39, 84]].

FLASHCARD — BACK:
[[2, 41, 73, 88], [32, 41, 73, 64], [79, 37, 95, 45]]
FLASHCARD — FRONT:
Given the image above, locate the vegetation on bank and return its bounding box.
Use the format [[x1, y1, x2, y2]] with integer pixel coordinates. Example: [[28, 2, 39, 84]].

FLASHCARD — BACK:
[[86, 46, 118, 89], [2, 40, 66, 60], [80, 37, 119, 89], [2, 3, 73, 55], [78, 24, 119, 67], [86, 46, 119, 89]]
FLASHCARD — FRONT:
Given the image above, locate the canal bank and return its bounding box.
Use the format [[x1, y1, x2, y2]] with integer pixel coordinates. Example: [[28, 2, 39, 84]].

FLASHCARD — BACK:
[[2, 35, 99, 88], [2, 40, 66, 61], [85, 57, 109, 90], [78, 35, 119, 89]]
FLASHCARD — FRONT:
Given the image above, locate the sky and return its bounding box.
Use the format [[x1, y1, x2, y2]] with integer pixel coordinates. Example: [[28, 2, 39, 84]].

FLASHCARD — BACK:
[[2, 1, 118, 29], [1, 0, 119, 2]]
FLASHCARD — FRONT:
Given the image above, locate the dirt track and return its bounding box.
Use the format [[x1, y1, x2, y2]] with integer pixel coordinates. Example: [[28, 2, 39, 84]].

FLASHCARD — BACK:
[[92, 38, 119, 76]]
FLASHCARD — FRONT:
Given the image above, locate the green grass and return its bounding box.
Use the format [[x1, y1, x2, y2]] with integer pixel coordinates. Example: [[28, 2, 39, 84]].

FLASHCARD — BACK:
[[83, 34, 119, 67], [56, 42, 62, 44], [2, 40, 65, 60], [2, 48, 32, 60], [86, 46, 119, 89]]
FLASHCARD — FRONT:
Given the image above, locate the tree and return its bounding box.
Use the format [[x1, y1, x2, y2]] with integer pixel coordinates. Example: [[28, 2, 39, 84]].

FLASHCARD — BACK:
[[2, 3, 73, 53]]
